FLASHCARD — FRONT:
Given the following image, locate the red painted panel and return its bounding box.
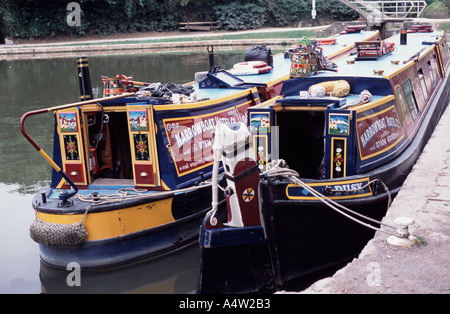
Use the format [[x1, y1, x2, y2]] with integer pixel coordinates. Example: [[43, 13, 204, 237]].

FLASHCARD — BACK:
[[134, 163, 155, 186], [65, 163, 86, 185]]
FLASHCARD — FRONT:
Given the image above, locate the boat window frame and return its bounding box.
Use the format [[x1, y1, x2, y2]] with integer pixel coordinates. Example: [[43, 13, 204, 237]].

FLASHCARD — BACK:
[[427, 59, 436, 88], [394, 84, 412, 125], [440, 40, 450, 69], [433, 53, 443, 79], [417, 68, 429, 101], [401, 78, 419, 121]]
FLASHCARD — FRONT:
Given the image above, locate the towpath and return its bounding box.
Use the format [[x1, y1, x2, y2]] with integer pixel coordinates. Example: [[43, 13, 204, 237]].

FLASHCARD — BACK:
[[298, 104, 450, 294], [0, 26, 327, 59], [1, 18, 449, 59]]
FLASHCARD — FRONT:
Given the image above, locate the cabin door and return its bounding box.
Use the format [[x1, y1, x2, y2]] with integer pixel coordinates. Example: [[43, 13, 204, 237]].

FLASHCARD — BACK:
[[56, 109, 88, 187], [127, 105, 161, 188]]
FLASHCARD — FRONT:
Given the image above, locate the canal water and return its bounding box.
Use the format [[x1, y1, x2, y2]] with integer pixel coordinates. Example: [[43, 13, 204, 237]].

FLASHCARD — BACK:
[[0, 51, 248, 293]]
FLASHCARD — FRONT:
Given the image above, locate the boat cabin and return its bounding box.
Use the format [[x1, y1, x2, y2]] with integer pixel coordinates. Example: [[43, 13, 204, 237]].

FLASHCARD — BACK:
[[248, 31, 450, 180], [51, 88, 260, 192]]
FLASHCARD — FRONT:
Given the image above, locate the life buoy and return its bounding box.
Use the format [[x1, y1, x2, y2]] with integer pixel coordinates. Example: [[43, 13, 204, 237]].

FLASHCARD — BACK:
[[229, 65, 272, 76], [230, 61, 272, 75], [385, 42, 395, 53], [233, 61, 268, 69], [117, 74, 131, 85]]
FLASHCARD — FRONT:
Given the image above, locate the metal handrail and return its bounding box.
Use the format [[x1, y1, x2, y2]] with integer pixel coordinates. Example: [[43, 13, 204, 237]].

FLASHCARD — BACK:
[[19, 93, 135, 201], [339, 0, 427, 21]]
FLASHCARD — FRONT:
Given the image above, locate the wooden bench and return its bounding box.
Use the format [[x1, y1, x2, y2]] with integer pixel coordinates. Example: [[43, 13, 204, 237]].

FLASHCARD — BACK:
[[178, 21, 217, 32]]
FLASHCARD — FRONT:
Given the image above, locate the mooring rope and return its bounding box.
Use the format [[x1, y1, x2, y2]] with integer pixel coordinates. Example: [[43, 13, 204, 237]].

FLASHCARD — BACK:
[[74, 183, 212, 214], [263, 159, 400, 237]]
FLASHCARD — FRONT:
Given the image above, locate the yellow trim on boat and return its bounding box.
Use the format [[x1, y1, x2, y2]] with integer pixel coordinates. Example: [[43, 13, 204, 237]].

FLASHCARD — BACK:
[[161, 180, 171, 191], [36, 197, 175, 241], [39, 149, 61, 172], [253, 96, 282, 108], [153, 88, 257, 111], [266, 74, 289, 88], [354, 95, 395, 113], [56, 178, 65, 189]]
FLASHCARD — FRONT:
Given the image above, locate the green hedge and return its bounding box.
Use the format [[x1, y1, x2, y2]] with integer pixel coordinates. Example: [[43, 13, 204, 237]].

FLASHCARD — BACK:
[[1, 0, 359, 39]]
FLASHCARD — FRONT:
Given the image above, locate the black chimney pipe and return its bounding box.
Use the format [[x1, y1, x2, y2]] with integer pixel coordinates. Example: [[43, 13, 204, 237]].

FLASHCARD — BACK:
[[77, 56, 93, 101]]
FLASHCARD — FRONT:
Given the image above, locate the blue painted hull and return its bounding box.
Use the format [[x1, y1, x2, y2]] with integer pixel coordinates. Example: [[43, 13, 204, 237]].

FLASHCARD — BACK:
[[196, 29, 450, 294]]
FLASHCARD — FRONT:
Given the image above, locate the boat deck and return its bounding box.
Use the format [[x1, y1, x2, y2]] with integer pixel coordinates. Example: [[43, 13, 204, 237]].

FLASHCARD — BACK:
[[320, 31, 442, 80], [194, 31, 380, 100], [276, 31, 445, 108]]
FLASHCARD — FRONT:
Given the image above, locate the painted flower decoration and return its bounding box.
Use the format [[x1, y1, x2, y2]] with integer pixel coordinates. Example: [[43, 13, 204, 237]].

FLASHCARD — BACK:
[[334, 148, 343, 172], [136, 140, 147, 153], [66, 141, 77, 154]]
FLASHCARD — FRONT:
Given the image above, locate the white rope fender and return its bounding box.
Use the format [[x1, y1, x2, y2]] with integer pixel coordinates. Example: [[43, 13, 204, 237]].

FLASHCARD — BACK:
[[208, 137, 223, 226]]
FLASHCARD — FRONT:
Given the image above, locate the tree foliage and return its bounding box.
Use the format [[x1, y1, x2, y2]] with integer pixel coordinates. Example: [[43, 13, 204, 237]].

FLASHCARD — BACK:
[[0, 0, 360, 39], [421, 0, 450, 19]]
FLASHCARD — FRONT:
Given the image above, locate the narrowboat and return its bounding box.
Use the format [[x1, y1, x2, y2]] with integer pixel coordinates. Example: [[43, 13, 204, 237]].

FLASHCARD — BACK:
[[197, 27, 450, 293], [20, 30, 380, 270]]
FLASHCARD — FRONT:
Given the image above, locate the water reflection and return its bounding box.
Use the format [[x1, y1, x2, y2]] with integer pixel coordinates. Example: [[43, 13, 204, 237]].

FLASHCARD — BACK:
[[0, 51, 250, 293], [40, 243, 200, 294], [0, 184, 41, 293]]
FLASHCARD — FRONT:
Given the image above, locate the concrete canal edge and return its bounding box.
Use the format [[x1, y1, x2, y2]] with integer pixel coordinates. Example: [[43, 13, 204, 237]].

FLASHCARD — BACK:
[[0, 38, 299, 57], [293, 104, 450, 294], [0, 26, 328, 59]]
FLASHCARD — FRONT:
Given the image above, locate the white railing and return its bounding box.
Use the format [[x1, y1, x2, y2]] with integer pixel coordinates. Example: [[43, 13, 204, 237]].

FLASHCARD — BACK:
[[338, 0, 427, 21]]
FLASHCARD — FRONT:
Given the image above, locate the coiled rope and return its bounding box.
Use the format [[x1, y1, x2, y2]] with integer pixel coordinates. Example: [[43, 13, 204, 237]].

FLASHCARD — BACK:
[[263, 159, 400, 237]]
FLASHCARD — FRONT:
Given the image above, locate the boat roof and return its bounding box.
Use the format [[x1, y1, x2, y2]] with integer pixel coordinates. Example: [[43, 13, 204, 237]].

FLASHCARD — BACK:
[[193, 30, 380, 100], [273, 30, 445, 108], [319, 31, 444, 80]]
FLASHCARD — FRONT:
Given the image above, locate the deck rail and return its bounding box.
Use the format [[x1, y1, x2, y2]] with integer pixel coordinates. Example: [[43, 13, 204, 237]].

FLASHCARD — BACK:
[[338, 0, 427, 23], [19, 93, 135, 200]]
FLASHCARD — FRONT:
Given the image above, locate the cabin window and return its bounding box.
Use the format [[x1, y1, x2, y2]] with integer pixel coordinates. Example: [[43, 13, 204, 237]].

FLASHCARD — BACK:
[[395, 85, 411, 124], [417, 68, 429, 100], [402, 79, 419, 121], [427, 60, 436, 88]]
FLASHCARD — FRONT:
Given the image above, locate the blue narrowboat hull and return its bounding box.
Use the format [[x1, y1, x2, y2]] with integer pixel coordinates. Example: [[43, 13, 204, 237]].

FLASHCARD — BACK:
[[197, 28, 450, 293]]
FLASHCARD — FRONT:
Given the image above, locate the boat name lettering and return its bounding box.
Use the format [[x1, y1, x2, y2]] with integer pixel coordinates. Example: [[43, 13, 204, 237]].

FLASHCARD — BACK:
[[173, 116, 237, 149], [359, 116, 400, 149], [357, 105, 405, 160], [333, 182, 363, 191], [163, 107, 243, 176]]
